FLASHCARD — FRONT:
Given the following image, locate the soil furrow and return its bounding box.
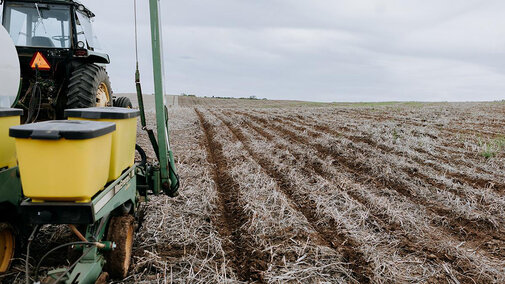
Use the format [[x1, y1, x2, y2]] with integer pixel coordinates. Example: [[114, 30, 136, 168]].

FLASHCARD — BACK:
[[254, 110, 505, 192], [195, 109, 267, 283], [231, 115, 453, 260], [331, 108, 502, 139], [279, 108, 502, 161], [209, 110, 374, 283], [222, 112, 503, 282], [289, 114, 505, 197], [236, 111, 505, 258], [245, 110, 505, 200], [14, 98, 505, 283]]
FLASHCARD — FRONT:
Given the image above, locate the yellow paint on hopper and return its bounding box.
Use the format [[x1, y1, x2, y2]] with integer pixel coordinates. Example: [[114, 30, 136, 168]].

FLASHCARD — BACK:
[[70, 117, 137, 181], [15, 134, 112, 202], [0, 115, 20, 169]]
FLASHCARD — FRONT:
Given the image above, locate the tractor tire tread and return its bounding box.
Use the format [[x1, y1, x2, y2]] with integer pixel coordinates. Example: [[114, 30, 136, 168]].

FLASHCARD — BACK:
[[66, 64, 112, 109], [113, 97, 133, 108]]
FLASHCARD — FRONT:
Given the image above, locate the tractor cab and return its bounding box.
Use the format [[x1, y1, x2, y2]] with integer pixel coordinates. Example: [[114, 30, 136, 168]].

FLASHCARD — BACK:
[[1, 0, 105, 54], [0, 0, 111, 121], [3, 1, 73, 48]]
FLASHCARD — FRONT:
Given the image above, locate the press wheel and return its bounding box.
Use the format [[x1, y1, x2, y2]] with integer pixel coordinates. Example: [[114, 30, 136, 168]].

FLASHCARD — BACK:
[[94, 272, 109, 284], [0, 223, 15, 273], [105, 215, 135, 279]]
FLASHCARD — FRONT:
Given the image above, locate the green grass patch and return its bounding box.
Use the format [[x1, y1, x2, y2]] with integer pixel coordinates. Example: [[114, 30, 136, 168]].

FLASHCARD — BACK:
[[479, 136, 505, 158]]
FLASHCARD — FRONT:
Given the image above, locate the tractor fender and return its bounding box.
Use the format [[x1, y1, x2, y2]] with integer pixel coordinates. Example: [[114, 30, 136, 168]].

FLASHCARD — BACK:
[[86, 51, 110, 64], [74, 50, 110, 64]]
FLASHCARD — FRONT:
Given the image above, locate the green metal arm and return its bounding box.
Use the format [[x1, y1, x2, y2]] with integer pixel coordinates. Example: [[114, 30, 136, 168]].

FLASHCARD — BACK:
[[147, 0, 179, 196]]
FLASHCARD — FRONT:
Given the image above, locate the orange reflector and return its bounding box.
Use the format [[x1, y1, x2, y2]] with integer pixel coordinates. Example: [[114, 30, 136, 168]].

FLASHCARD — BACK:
[[29, 52, 51, 71]]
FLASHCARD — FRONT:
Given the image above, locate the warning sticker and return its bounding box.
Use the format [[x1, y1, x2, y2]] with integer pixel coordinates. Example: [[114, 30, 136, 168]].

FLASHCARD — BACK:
[[29, 52, 51, 71]]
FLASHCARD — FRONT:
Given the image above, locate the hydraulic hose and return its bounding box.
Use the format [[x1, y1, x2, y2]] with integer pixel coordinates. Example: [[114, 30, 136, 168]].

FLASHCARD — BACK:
[[26, 82, 42, 123], [50, 246, 95, 284], [34, 241, 103, 282], [26, 68, 42, 123], [135, 144, 147, 167]]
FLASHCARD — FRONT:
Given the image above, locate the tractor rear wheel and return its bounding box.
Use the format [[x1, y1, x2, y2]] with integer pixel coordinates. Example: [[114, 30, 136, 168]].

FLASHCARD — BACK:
[[66, 64, 112, 109], [0, 223, 15, 273], [105, 215, 135, 279], [113, 97, 133, 108]]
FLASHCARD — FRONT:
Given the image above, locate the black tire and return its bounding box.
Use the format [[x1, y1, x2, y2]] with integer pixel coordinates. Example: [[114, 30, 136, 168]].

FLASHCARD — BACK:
[[113, 97, 133, 108], [66, 64, 112, 109]]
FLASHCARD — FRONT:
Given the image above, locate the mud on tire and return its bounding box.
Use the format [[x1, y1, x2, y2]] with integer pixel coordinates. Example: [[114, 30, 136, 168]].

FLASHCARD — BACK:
[[105, 215, 135, 279]]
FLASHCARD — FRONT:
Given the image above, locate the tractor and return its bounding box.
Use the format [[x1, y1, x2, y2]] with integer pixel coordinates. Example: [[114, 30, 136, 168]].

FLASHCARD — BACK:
[[0, 0, 178, 282], [1, 0, 129, 123]]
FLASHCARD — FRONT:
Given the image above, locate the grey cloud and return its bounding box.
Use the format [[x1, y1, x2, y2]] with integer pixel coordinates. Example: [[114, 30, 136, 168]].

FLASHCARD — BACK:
[[78, 1, 505, 101]]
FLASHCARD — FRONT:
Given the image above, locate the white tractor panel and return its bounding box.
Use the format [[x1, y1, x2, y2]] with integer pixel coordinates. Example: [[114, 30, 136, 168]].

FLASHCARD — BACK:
[[0, 25, 20, 108]]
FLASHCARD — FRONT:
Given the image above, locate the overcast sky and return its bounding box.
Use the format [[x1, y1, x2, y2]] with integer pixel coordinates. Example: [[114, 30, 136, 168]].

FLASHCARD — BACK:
[[65, 1, 505, 101]]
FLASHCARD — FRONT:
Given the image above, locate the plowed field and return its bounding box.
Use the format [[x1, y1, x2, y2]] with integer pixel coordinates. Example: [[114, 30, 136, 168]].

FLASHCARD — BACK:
[[8, 97, 504, 283], [131, 99, 505, 283]]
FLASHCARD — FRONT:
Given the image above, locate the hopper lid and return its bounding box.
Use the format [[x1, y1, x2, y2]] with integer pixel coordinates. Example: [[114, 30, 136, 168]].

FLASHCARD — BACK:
[[65, 107, 140, 120], [0, 108, 23, 118], [10, 120, 115, 140]]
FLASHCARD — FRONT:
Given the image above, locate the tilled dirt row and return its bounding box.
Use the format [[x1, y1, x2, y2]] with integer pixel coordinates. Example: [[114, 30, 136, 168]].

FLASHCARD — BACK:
[[251, 108, 505, 192], [207, 110, 372, 283], [215, 109, 504, 283], [10, 101, 504, 283], [133, 102, 504, 283], [128, 109, 233, 283], [234, 111, 505, 253], [210, 111, 437, 282], [251, 107, 505, 178], [196, 109, 265, 282], [240, 110, 505, 225], [196, 109, 354, 283]]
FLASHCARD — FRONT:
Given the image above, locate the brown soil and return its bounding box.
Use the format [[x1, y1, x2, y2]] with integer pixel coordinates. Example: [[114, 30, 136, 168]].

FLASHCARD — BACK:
[[14, 99, 504, 283], [254, 110, 505, 194], [212, 110, 374, 283], [238, 111, 505, 262], [195, 109, 268, 283]]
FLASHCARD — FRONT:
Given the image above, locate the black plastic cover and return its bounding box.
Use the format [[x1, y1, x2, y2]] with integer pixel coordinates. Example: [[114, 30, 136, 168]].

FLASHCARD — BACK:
[[0, 108, 23, 118], [64, 107, 140, 119], [20, 200, 95, 225], [9, 120, 115, 140]]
